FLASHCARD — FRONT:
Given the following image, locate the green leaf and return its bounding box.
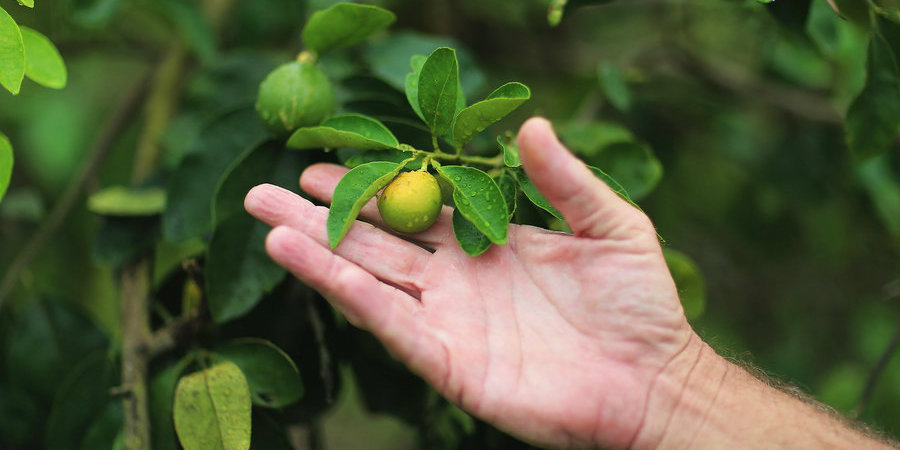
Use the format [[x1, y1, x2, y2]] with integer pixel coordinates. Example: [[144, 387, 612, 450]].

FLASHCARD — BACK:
[[0, 131, 11, 202], [174, 361, 252, 450], [207, 213, 286, 323], [340, 148, 419, 168], [80, 401, 123, 450], [405, 54, 426, 121], [87, 186, 166, 216], [589, 142, 663, 201], [0, 6, 25, 94], [91, 216, 159, 267], [287, 113, 400, 151], [418, 47, 459, 137], [328, 160, 406, 248], [20, 26, 66, 89], [5, 299, 107, 401], [150, 358, 191, 450], [212, 338, 304, 408], [557, 120, 635, 155], [302, 3, 395, 54], [587, 165, 641, 211], [452, 82, 530, 148], [597, 62, 631, 112], [516, 165, 640, 223], [152, 238, 205, 287], [437, 165, 508, 244], [514, 170, 563, 220], [845, 31, 900, 160], [495, 171, 517, 219], [663, 248, 706, 321], [213, 140, 307, 227], [18, 0, 35, 7], [452, 208, 492, 256], [45, 353, 118, 450], [364, 31, 486, 96], [163, 107, 268, 242], [498, 136, 521, 168]]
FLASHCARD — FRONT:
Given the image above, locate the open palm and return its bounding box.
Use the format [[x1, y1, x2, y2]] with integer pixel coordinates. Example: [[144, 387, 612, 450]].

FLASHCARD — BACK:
[[245, 118, 695, 449]]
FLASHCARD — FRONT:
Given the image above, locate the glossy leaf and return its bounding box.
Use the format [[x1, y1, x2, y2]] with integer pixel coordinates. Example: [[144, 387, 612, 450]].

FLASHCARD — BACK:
[[0, 131, 11, 202], [213, 338, 304, 408], [87, 186, 166, 216], [0, 6, 25, 95], [590, 142, 663, 201], [20, 26, 66, 89], [174, 361, 251, 450], [845, 31, 900, 160], [341, 148, 419, 168], [328, 161, 406, 248], [18, 0, 34, 7], [418, 47, 459, 137], [364, 31, 486, 96], [437, 165, 508, 244], [663, 248, 706, 321], [405, 54, 426, 121], [452, 208, 492, 256], [495, 171, 517, 219], [80, 402, 122, 450], [515, 170, 563, 220], [452, 82, 530, 148], [207, 213, 286, 323], [498, 136, 521, 167], [302, 3, 395, 54], [163, 107, 268, 242], [287, 113, 399, 151]]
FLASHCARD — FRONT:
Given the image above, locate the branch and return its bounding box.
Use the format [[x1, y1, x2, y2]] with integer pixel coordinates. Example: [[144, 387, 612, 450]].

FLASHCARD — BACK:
[[0, 74, 150, 311], [148, 307, 204, 359], [120, 259, 153, 450], [855, 321, 900, 416]]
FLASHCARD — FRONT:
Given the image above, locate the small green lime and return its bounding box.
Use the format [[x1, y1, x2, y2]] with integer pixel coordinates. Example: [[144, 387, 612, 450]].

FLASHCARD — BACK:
[[377, 171, 443, 233], [255, 59, 336, 136]]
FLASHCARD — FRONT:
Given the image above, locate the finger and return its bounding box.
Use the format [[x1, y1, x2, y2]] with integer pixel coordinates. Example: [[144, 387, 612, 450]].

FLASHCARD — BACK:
[[299, 163, 454, 246], [516, 117, 653, 240], [265, 226, 447, 379], [245, 183, 430, 294]]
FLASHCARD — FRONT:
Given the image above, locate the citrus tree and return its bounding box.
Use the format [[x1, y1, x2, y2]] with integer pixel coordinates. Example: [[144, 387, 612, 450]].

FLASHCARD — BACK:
[[0, 1, 897, 449]]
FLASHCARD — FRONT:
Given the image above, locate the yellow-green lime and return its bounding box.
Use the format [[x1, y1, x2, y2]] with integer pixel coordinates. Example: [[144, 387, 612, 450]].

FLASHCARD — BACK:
[[255, 59, 336, 136], [377, 171, 443, 233]]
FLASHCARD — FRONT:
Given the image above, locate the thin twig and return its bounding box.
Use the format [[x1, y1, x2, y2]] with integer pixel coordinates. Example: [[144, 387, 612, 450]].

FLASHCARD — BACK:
[[855, 321, 900, 416], [0, 74, 150, 311]]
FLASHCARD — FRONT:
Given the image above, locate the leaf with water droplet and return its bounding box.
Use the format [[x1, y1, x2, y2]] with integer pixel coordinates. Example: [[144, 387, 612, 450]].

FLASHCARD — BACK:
[[328, 160, 409, 248], [451, 82, 530, 148], [494, 171, 517, 219], [437, 165, 508, 245]]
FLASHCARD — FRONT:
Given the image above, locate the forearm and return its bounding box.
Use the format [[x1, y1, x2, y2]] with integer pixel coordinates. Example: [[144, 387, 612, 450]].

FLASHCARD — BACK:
[[632, 335, 896, 450]]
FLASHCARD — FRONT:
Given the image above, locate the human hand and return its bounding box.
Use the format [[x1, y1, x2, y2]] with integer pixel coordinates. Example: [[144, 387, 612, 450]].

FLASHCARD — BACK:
[[244, 117, 697, 449]]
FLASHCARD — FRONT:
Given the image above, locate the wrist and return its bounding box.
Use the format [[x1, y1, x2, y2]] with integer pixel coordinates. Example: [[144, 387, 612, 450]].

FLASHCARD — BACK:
[[631, 335, 896, 450], [629, 332, 727, 449]]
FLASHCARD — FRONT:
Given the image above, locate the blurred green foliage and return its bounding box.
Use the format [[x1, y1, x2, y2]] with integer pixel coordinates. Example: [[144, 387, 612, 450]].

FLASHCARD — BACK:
[[0, 0, 897, 449]]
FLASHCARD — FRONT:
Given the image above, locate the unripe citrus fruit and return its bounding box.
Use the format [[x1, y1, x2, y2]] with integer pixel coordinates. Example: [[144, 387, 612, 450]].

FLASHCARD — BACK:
[[255, 57, 336, 136], [377, 171, 443, 233]]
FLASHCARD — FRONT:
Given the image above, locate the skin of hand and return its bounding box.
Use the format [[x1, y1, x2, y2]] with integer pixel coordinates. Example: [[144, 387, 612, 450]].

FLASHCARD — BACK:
[[244, 118, 894, 450]]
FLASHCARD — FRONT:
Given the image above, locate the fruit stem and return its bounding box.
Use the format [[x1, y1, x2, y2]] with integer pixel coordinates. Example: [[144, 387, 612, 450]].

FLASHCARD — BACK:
[[297, 50, 318, 64]]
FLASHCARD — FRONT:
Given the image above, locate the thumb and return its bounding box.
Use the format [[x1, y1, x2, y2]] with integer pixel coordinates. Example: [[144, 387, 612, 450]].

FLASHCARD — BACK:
[[516, 117, 650, 240]]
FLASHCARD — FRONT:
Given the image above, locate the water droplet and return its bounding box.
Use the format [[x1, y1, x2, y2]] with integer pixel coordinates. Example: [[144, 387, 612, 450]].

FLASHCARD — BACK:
[[455, 176, 461, 181], [486, 205, 492, 210], [470, 192, 476, 197]]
